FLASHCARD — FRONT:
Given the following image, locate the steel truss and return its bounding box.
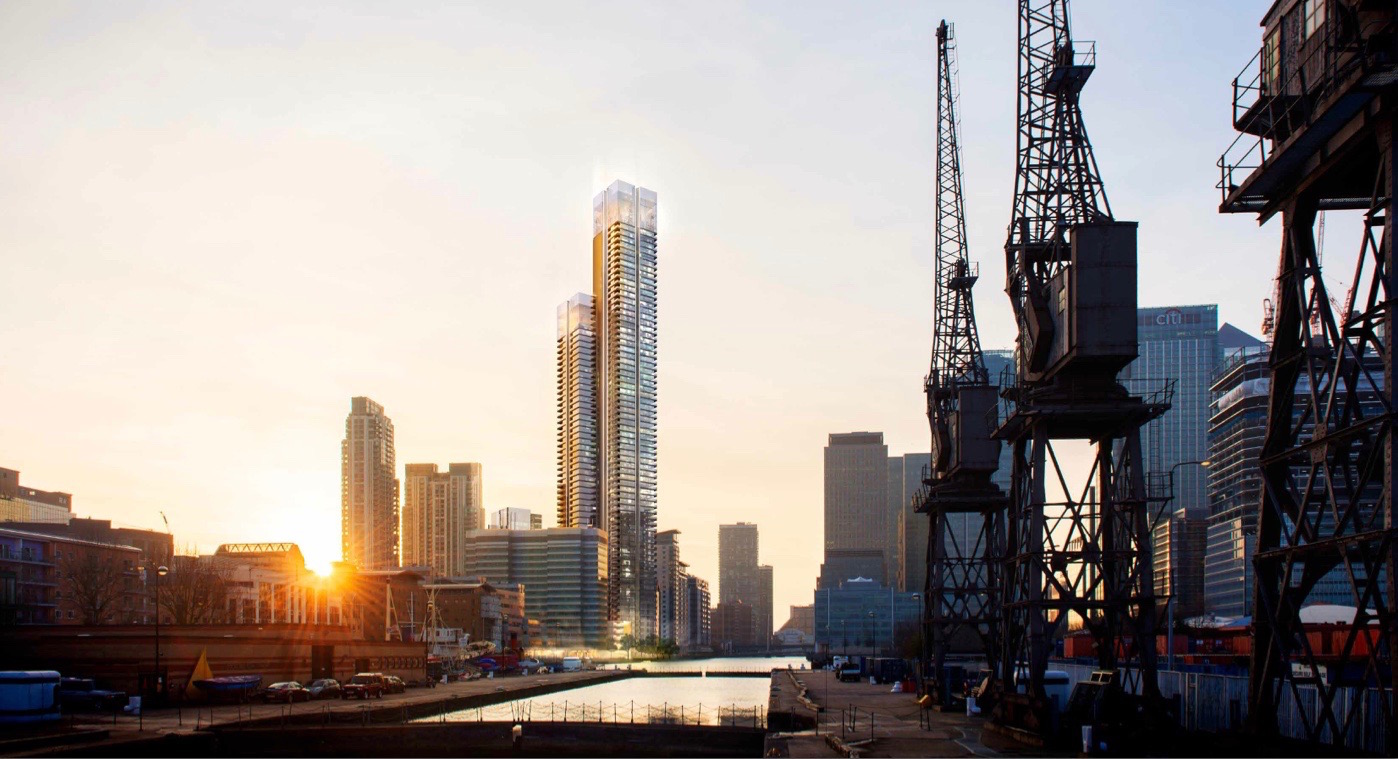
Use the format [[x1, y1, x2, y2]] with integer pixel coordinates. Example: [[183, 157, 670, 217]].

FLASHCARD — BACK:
[[919, 19, 1006, 704], [1247, 131, 1396, 750], [992, 0, 1171, 739]]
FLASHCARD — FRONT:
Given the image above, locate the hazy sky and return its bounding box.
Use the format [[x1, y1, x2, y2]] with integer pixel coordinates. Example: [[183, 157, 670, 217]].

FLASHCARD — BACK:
[[1, 1, 1287, 620]]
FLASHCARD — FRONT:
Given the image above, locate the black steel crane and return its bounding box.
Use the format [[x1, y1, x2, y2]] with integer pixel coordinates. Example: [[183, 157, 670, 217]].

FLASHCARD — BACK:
[[1217, 1, 1397, 752], [917, 19, 1007, 708], [992, 0, 1172, 742]]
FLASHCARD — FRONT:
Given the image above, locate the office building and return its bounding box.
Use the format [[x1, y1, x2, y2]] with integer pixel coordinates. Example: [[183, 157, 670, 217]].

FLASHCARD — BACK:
[[342, 397, 399, 571], [1203, 328, 1379, 618], [461, 527, 610, 648], [757, 564, 773, 649], [825, 433, 891, 579], [818, 549, 886, 589], [491, 507, 541, 531], [813, 579, 922, 657], [556, 293, 600, 530], [1153, 508, 1207, 619], [685, 575, 712, 650], [401, 463, 482, 579], [890, 453, 931, 593], [1126, 306, 1221, 514], [0, 468, 73, 525]]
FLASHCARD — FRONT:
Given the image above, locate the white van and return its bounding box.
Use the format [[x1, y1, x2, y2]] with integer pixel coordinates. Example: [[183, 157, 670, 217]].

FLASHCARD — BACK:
[[1013, 668, 1073, 713], [560, 657, 583, 672]]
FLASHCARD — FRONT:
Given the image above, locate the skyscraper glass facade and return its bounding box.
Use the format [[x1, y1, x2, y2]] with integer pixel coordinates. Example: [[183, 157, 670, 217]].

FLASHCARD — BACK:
[[1126, 305, 1220, 515], [593, 180, 659, 640]]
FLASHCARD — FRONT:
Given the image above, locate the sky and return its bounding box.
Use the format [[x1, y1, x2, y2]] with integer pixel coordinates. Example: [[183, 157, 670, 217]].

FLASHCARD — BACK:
[[0, 1, 1291, 622]]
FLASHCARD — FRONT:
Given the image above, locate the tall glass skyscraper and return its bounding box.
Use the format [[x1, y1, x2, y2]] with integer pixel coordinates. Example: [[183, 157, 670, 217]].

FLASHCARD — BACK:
[[558, 179, 658, 640], [1126, 305, 1221, 515], [556, 293, 599, 529]]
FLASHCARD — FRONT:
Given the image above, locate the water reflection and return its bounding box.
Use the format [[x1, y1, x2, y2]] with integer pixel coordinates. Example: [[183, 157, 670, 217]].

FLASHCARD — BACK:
[[422, 657, 806, 727]]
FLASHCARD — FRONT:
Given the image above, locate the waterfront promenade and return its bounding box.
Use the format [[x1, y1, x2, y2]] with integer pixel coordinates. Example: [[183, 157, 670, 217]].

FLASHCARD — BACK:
[[767, 669, 1033, 758], [5, 670, 628, 757]]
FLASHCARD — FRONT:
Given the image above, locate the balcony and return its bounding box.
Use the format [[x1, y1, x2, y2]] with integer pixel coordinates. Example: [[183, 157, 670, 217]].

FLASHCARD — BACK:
[[1218, 13, 1395, 214]]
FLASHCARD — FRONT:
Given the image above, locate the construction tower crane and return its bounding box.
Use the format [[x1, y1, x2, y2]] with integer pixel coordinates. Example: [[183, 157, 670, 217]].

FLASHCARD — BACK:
[[992, 0, 1172, 744], [1217, 1, 1397, 752], [916, 19, 1007, 708]]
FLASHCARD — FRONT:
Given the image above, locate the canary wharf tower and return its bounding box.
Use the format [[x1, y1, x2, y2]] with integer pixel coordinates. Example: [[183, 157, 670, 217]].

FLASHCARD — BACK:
[[595, 180, 659, 640]]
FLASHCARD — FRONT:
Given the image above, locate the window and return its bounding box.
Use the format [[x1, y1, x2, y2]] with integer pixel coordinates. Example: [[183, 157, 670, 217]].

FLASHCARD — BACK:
[[1263, 29, 1282, 93], [1303, 0, 1327, 40]]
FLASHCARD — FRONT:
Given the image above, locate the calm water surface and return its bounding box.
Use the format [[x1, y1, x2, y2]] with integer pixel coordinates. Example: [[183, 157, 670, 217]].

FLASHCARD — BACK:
[[422, 656, 807, 726]]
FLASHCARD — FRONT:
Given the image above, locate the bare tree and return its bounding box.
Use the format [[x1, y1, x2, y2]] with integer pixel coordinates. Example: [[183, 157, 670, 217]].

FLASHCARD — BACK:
[[61, 551, 128, 625], [158, 554, 229, 625]]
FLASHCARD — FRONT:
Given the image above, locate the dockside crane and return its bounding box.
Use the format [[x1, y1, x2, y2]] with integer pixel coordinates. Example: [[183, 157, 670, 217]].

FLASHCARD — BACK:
[[1217, 1, 1397, 752], [916, 19, 1007, 707], [992, 0, 1171, 742]]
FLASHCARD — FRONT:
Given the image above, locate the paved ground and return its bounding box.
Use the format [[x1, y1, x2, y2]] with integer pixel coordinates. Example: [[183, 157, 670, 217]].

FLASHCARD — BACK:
[[773, 671, 1051, 758], [30, 670, 624, 749]]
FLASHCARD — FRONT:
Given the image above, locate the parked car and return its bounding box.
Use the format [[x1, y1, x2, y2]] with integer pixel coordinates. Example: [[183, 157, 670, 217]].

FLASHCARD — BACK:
[[306, 679, 341, 700], [58, 678, 128, 712], [381, 675, 405, 694], [560, 657, 583, 672], [341, 673, 384, 700], [517, 658, 542, 674], [836, 663, 863, 683], [262, 682, 311, 703]]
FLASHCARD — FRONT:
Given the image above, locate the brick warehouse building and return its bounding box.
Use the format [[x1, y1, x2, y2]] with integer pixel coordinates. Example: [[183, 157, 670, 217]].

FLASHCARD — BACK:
[[1, 624, 428, 698]]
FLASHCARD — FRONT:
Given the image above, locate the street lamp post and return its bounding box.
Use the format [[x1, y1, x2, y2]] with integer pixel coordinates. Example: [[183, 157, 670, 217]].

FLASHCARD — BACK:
[[1163, 459, 1209, 672], [149, 563, 169, 704]]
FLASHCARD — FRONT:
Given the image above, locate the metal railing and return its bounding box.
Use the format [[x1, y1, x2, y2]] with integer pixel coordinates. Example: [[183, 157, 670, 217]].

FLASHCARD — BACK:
[[1217, 11, 1389, 203], [417, 700, 766, 729]]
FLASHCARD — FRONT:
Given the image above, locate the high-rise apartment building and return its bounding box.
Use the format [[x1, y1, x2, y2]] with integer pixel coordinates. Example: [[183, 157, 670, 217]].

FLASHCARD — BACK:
[[718, 522, 759, 606], [824, 433, 891, 579], [656, 529, 687, 644], [685, 575, 711, 649], [556, 293, 599, 529], [1126, 306, 1221, 515], [557, 181, 660, 640], [342, 397, 399, 570], [593, 180, 660, 640], [401, 463, 482, 579]]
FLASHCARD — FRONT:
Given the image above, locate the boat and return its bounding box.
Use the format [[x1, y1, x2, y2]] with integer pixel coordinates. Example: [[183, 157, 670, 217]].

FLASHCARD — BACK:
[[193, 675, 262, 696]]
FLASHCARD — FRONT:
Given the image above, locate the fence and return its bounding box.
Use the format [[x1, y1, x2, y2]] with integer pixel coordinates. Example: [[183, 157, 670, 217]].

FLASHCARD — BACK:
[[1052, 662, 1387, 754], [419, 700, 766, 729]]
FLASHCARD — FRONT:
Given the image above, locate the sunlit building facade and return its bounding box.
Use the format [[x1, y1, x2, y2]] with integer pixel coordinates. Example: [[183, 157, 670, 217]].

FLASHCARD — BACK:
[[341, 397, 399, 571], [401, 463, 482, 579]]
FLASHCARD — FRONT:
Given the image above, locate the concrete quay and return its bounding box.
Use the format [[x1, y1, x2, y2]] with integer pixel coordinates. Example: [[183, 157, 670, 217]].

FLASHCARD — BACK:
[[10, 670, 627, 757], [766, 670, 1041, 758]]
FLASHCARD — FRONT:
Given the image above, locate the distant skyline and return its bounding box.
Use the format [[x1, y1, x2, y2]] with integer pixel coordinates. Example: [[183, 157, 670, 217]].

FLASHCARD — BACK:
[[0, 1, 1285, 617]]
